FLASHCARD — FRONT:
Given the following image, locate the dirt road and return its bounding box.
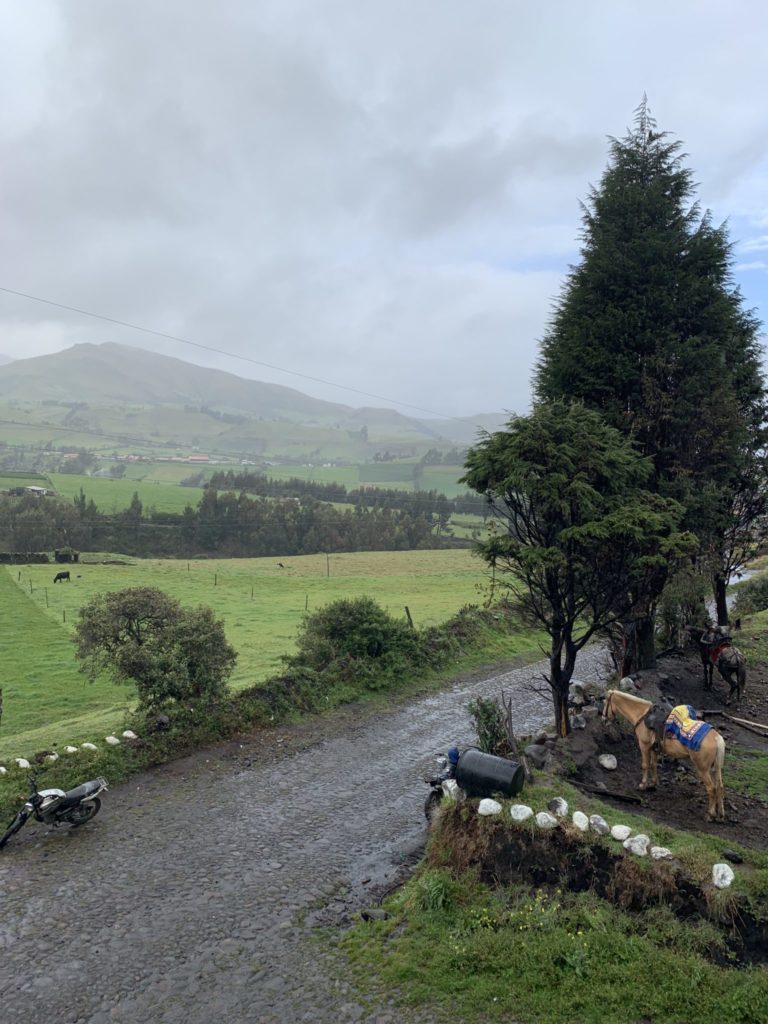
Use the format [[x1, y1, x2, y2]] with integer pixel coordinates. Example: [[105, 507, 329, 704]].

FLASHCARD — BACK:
[[0, 649, 610, 1024]]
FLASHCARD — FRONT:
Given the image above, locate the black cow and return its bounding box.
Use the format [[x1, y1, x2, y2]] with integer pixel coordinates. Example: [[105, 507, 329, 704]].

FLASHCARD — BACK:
[[53, 571, 71, 583]]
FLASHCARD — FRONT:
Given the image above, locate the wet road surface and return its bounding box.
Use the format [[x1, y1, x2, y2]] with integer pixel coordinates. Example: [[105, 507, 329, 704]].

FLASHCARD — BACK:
[[0, 648, 610, 1024]]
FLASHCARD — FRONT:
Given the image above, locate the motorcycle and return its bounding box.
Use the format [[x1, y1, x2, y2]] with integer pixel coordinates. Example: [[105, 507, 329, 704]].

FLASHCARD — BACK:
[[0, 772, 108, 849], [424, 755, 462, 823]]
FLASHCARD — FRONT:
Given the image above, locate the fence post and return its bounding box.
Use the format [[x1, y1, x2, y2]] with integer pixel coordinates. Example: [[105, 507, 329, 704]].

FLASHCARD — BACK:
[[63, 609, 66, 624], [405, 606, 414, 629], [45, 588, 49, 608], [326, 553, 330, 577]]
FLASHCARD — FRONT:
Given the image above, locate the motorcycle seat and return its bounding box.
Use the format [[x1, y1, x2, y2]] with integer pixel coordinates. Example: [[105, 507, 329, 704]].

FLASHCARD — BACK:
[[60, 780, 102, 807]]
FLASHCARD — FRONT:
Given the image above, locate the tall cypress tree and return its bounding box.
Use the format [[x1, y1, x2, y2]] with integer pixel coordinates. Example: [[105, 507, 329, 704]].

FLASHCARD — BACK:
[[535, 100, 767, 658]]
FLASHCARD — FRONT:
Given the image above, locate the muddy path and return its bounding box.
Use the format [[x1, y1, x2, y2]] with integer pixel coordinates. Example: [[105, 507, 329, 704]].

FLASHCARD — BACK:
[[0, 649, 610, 1024]]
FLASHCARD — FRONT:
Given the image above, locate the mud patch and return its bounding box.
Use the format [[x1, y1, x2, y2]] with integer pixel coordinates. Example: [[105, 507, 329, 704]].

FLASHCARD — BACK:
[[553, 651, 768, 850]]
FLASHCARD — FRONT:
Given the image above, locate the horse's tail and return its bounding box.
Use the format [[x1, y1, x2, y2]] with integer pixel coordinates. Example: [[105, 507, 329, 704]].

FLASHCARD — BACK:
[[738, 657, 747, 693], [714, 731, 726, 775]]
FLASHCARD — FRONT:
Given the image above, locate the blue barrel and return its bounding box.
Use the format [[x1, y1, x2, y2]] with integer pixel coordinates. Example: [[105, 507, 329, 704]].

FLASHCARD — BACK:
[[455, 749, 525, 798]]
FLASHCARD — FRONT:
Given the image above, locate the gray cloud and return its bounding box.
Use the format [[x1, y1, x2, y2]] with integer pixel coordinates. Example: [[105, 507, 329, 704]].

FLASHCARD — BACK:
[[1, 0, 768, 416]]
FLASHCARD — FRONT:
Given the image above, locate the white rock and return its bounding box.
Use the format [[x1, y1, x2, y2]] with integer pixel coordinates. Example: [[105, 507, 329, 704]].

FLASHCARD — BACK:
[[105, 736, 120, 746], [478, 798, 502, 816], [45, 753, 59, 763], [122, 730, 138, 740], [548, 797, 569, 817], [510, 804, 534, 822], [15, 758, 31, 769], [611, 825, 632, 841], [441, 779, 464, 802], [64, 745, 79, 754], [651, 846, 674, 860], [535, 811, 558, 829], [619, 676, 638, 692], [589, 814, 610, 835], [572, 811, 589, 831], [599, 754, 618, 771], [623, 834, 650, 856], [713, 863, 735, 889], [0, 766, 7, 775], [81, 742, 98, 752]]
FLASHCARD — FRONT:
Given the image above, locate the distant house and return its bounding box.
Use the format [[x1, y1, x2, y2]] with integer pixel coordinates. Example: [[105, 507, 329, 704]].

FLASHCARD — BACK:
[[188, 455, 210, 463], [24, 486, 50, 496]]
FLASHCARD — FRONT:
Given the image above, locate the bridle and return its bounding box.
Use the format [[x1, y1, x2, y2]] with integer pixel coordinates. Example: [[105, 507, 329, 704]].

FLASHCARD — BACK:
[[601, 690, 614, 724]]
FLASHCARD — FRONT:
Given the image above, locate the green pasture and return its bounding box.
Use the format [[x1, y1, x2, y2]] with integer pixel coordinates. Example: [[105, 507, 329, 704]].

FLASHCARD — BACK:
[[417, 466, 468, 497], [0, 568, 131, 759], [0, 470, 53, 489], [49, 473, 206, 514], [118, 461, 218, 484], [0, 549, 497, 758]]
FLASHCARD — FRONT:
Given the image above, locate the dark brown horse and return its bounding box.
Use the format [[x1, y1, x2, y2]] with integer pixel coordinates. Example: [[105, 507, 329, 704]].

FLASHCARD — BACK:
[[688, 627, 746, 705]]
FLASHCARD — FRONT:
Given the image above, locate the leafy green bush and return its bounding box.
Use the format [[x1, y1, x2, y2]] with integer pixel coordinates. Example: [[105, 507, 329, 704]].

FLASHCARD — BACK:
[[74, 587, 237, 710], [282, 596, 424, 691], [732, 573, 768, 617]]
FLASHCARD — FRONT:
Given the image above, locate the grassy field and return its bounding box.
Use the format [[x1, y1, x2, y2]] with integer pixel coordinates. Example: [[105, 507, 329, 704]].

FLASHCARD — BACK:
[[0, 549, 502, 758], [49, 473, 207, 514], [0, 470, 53, 489], [0, 569, 131, 758]]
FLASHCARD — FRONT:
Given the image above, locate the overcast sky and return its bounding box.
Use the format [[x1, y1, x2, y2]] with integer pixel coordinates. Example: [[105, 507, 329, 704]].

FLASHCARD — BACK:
[[1, 1, 767, 419]]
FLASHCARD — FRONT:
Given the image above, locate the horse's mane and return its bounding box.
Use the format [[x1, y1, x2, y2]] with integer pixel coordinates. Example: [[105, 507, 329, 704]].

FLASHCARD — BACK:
[[606, 688, 652, 709]]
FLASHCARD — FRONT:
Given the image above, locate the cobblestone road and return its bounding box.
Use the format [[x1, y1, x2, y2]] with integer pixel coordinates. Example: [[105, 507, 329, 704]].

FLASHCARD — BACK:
[[0, 648, 610, 1024]]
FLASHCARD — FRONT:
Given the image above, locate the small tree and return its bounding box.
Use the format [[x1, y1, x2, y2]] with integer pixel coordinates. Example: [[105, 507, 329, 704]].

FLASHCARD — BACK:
[[74, 586, 237, 710], [462, 402, 692, 736]]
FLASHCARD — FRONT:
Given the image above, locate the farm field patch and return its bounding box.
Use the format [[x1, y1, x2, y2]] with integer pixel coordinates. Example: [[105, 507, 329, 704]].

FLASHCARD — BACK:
[[1, 549, 497, 758], [49, 473, 206, 514]]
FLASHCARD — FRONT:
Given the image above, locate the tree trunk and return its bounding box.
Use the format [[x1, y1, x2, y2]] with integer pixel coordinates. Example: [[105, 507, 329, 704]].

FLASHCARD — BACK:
[[713, 574, 729, 627], [550, 673, 570, 738], [549, 637, 577, 738], [636, 614, 656, 670]]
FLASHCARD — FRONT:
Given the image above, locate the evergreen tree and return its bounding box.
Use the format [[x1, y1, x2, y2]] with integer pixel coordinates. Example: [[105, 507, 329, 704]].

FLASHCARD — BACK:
[[535, 99, 766, 652]]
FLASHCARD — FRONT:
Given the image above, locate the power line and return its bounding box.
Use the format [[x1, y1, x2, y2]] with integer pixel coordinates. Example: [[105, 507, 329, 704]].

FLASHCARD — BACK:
[[0, 285, 464, 421]]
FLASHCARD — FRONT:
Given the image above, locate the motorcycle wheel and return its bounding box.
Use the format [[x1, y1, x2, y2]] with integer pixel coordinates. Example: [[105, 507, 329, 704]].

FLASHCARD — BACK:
[[67, 798, 101, 827], [424, 790, 442, 824], [0, 812, 28, 850]]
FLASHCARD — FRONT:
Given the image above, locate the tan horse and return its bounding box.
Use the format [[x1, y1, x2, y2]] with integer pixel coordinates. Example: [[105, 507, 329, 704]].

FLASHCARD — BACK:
[[601, 689, 726, 821]]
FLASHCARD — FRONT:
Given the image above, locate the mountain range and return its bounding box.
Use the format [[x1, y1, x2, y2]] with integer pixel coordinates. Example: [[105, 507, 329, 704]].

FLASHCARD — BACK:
[[0, 343, 508, 456]]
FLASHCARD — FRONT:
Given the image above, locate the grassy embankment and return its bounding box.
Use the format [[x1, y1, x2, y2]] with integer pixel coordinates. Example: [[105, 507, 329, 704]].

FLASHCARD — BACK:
[[0, 548, 530, 760], [343, 773, 768, 1024]]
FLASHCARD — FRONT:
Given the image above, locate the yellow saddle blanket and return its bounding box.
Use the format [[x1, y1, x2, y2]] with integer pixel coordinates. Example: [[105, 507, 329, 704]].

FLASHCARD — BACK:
[[665, 705, 712, 751]]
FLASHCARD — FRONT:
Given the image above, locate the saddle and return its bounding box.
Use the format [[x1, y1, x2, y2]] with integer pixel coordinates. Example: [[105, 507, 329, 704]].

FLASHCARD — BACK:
[[642, 704, 670, 750]]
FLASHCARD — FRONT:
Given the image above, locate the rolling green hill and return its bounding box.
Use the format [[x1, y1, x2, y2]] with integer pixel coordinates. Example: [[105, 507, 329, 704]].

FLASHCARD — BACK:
[[0, 343, 507, 460]]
